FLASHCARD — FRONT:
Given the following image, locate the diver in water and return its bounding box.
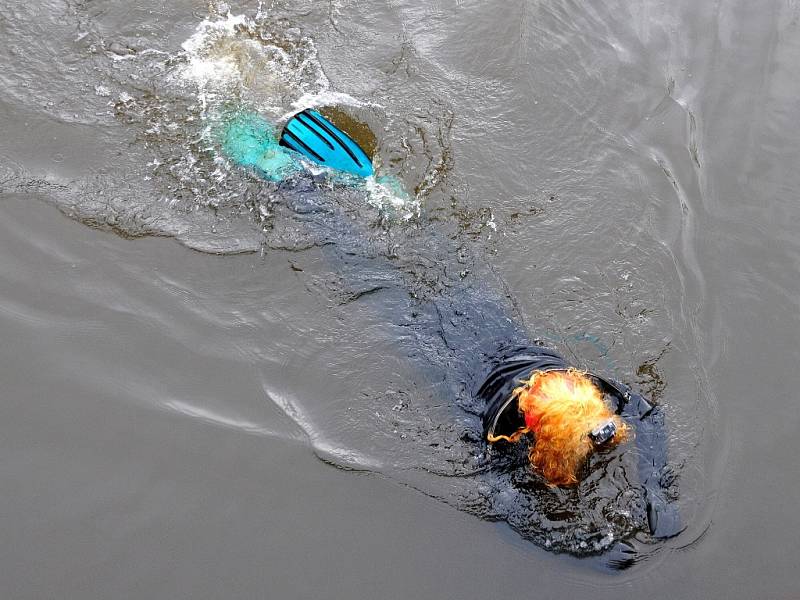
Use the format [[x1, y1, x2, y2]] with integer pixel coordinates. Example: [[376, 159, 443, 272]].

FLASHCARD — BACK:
[[484, 365, 629, 487], [478, 346, 680, 539], [223, 107, 682, 554]]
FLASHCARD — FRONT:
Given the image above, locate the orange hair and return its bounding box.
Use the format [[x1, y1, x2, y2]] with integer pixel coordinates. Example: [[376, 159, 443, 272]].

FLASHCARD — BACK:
[[489, 369, 628, 486]]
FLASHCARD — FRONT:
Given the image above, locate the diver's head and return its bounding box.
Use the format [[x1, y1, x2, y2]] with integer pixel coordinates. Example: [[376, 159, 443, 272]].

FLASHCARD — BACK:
[[490, 369, 628, 486]]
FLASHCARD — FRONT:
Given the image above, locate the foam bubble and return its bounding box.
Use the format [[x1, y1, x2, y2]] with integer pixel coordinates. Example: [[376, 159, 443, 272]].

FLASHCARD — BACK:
[[174, 12, 330, 119], [365, 175, 420, 220]]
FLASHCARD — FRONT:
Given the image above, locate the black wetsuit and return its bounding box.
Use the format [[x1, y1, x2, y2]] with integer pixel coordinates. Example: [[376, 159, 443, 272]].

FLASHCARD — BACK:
[[272, 181, 681, 560]]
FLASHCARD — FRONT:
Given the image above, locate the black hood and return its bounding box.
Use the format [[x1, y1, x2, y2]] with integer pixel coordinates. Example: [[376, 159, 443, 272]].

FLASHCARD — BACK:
[[479, 346, 655, 438]]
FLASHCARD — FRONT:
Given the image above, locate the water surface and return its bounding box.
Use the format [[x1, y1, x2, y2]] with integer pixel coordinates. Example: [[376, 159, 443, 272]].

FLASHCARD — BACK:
[[2, 0, 799, 597]]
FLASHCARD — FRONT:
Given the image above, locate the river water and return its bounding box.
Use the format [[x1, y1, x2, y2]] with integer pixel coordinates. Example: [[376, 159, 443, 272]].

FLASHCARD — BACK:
[[1, 0, 799, 597]]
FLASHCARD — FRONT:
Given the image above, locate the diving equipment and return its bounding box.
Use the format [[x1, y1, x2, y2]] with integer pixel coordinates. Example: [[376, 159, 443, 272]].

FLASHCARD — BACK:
[[279, 109, 374, 178]]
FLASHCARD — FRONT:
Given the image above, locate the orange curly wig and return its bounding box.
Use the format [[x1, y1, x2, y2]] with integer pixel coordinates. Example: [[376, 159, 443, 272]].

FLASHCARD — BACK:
[[488, 369, 629, 486]]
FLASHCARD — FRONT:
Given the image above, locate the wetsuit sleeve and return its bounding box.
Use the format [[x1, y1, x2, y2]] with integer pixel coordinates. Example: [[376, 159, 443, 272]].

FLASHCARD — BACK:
[[614, 381, 682, 539]]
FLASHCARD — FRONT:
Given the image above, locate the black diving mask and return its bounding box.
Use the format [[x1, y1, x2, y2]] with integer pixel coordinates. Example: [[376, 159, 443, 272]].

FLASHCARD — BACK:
[[589, 419, 618, 446]]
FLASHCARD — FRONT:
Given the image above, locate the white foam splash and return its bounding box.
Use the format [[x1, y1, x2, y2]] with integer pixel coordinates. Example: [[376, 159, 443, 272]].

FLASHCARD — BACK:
[[179, 13, 247, 86], [365, 176, 420, 221], [175, 12, 329, 117], [287, 90, 378, 117]]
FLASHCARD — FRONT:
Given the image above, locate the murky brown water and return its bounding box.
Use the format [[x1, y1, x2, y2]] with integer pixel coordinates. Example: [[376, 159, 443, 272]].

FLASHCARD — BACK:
[[2, 0, 800, 597]]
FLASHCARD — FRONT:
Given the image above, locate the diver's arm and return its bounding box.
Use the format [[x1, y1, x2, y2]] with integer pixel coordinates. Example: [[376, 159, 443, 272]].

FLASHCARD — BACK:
[[611, 379, 683, 539]]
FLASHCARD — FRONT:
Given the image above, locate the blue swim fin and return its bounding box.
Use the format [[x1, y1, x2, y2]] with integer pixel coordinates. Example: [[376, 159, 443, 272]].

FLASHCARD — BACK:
[[279, 109, 374, 178]]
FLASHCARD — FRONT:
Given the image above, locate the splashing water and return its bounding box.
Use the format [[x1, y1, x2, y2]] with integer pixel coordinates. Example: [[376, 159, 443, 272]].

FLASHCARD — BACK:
[[12, 2, 448, 248], [175, 11, 330, 118], [174, 11, 417, 217]]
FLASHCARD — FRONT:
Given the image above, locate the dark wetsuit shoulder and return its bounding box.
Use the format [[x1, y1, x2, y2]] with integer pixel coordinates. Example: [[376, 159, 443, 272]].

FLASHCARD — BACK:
[[478, 347, 569, 438]]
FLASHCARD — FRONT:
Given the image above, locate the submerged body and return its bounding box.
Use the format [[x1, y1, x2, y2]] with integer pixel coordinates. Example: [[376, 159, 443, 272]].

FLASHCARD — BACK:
[[218, 110, 682, 563]]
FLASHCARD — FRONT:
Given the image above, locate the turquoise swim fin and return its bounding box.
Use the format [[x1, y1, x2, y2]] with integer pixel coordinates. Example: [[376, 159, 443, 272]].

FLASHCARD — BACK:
[[279, 109, 374, 178], [219, 112, 301, 181]]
